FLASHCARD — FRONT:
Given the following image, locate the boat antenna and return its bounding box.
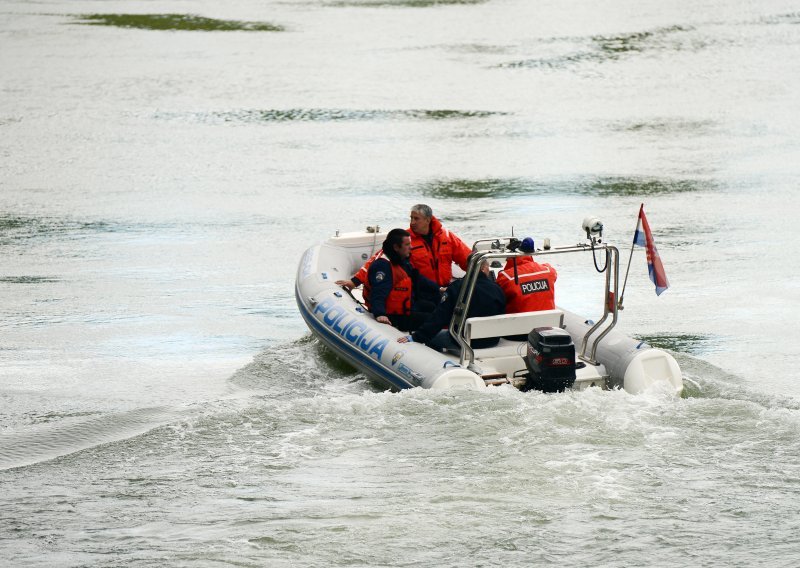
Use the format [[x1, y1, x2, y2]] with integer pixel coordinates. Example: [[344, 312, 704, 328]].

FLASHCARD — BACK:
[[506, 231, 522, 285], [618, 206, 644, 310], [509, 226, 519, 284]]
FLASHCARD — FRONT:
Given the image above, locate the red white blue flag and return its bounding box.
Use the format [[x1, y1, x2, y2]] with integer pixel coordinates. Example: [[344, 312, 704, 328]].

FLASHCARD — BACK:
[[633, 204, 669, 295]]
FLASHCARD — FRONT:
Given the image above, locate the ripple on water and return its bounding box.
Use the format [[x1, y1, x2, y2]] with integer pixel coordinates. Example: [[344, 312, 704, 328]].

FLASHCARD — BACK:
[[760, 12, 800, 25], [634, 332, 721, 356], [72, 14, 284, 32], [609, 118, 719, 135], [0, 213, 127, 244], [0, 276, 60, 284], [4, 353, 799, 566], [592, 26, 695, 55], [415, 175, 714, 199], [328, 0, 485, 7], [228, 335, 371, 398], [0, 406, 183, 471], [155, 108, 507, 124], [498, 25, 702, 70]]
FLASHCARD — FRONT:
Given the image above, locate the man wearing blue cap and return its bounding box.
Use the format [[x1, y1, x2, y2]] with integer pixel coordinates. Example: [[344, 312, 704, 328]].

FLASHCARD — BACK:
[[496, 237, 558, 313]]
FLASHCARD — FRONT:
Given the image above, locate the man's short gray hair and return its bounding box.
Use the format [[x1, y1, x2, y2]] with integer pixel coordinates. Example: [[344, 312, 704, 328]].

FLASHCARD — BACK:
[[411, 204, 433, 219]]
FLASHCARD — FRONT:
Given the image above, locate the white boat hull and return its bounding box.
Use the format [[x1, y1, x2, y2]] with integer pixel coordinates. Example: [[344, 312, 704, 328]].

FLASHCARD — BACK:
[[296, 231, 682, 394], [296, 238, 484, 390]]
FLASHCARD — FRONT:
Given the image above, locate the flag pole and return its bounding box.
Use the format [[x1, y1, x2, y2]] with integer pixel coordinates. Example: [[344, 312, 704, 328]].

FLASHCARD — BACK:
[[618, 203, 643, 309]]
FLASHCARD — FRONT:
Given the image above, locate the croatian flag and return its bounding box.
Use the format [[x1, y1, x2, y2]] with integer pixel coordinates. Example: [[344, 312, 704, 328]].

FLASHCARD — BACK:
[[633, 204, 670, 295]]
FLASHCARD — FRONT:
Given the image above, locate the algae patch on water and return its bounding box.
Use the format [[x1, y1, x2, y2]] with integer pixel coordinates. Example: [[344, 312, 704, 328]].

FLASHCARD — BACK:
[[0, 214, 140, 246], [73, 14, 284, 32], [420, 178, 540, 199], [157, 108, 505, 124], [635, 333, 719, 356], [0, 276, 60, 284], [499, 25, 696, 69], [417, 176, 712, 200], [583, 177, 713, 197], [330, 0, 484, 7], [219, 108, 501, 122]]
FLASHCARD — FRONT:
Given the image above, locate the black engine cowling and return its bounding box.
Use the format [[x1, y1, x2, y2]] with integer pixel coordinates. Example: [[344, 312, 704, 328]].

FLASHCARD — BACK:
[[524, 327, 576, 392]]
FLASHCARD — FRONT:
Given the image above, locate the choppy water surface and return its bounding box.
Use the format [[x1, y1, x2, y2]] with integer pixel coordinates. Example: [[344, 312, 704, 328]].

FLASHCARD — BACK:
[[2, 0, 800, 565]]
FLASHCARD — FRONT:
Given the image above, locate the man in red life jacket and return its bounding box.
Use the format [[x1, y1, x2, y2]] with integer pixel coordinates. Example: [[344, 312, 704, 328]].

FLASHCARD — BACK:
[[397, 256, 506, 351], [407, 203, 472, 288], [496, 237, 558, 313], [364, 228, 440, 331], [336, 205, 471, 294]]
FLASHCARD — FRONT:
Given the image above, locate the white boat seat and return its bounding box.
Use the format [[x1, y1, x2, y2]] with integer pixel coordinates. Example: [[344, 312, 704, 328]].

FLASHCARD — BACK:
[[470, 338, 527, 359], [465, 309, 564, 341], [444, 310, 565, 363]]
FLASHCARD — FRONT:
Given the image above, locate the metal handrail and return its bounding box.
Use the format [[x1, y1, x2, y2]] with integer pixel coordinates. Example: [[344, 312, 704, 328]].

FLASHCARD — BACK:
[[449, 241, 621, 369], [450, 250, 479, 366], [576, 245, 620, 363]]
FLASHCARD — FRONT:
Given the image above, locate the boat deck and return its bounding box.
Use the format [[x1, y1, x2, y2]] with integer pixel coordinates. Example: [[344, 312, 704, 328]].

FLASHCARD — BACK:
[[352, 285, 607, 389]]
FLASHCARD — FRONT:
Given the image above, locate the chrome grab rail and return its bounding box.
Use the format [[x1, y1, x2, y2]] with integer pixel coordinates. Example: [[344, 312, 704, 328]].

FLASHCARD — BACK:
[[449, 241, 621, 369]]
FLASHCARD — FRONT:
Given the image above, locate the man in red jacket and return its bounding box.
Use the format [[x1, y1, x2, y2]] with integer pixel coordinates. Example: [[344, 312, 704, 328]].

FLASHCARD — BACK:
[[496, 237, 558, 313], [336, 204, 471, 293]]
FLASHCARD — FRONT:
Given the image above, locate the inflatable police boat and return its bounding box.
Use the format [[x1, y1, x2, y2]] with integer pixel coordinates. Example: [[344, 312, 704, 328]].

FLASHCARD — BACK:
[[295, 222, 682, 394]]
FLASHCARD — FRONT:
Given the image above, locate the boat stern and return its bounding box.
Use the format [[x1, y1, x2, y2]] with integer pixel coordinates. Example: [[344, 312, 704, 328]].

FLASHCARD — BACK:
[[622, 349, 683, 395]]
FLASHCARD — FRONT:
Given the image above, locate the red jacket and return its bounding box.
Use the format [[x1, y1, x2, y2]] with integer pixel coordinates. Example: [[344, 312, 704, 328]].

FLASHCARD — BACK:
[[496, 256, 557, 313], [353, 217, 471, 287], [353, 249, 383, 287], [363, 254, 412, 316], [408, 216, 471, 286]]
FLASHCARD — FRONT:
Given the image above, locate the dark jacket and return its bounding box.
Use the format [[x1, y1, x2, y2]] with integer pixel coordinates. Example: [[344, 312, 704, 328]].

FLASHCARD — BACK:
[[412, 272, 506, 348], [367, 257, 440, 319]]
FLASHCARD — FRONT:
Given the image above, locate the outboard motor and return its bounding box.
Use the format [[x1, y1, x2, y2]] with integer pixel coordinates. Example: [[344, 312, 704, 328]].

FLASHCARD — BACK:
[[524, 327, 576, 392]]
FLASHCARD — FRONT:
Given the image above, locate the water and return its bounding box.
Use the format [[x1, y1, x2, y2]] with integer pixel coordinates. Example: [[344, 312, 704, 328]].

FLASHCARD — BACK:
[[2, 0, 800, 565]]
